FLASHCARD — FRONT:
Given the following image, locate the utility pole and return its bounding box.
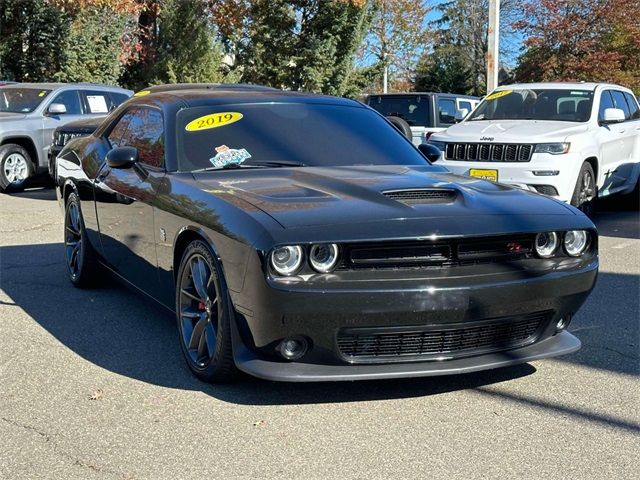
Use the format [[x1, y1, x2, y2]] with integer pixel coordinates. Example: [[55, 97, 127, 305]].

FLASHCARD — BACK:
[[487, 0, 500, 94]]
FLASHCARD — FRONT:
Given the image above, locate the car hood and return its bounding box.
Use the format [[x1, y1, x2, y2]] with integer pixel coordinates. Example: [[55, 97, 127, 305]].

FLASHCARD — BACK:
[[193, 165, 575, 230], [0, 112, 28, 121], [432, 120, 589, 143]]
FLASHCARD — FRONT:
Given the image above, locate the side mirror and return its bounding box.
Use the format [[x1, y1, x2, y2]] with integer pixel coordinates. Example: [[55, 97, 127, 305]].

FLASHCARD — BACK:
[[601, 108, 625, 124], [106, 146, 138, 169], [455, 108, 469, 122], [47, 103, 67, 115], [418, 143, 442, 162]]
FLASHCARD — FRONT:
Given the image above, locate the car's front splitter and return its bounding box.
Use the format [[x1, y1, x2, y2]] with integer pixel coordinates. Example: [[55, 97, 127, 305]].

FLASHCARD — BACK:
[[231, 329, 580, 382]]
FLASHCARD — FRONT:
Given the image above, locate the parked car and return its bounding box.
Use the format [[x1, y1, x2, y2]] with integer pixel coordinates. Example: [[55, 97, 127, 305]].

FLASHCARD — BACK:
[[428, 82, 640, 212], [56, 85, 597, 383], [0, 82, 132, 192], [48, 116, 106, 179], [365, 92, 480, 145]]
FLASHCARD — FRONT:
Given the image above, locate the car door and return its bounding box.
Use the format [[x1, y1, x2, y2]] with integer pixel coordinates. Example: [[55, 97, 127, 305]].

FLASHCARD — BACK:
[[41, 89, 84, 161], [94, 106, 166, 295], [595, 89, 624, 191], [605, 90, 636, 190]]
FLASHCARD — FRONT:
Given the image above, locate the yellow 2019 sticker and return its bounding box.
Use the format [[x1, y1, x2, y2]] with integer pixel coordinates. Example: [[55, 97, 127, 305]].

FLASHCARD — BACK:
[[185, 112, 243, 132], [134, 90, 151, 97], [486, 90, 512, 101]]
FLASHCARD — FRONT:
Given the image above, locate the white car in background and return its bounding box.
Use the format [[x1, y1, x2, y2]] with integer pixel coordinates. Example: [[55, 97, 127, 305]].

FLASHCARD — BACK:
[[428, 82, 640, 212]]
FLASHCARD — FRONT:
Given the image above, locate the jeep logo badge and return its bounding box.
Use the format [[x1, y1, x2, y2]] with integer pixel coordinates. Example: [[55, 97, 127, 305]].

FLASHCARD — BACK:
[[480, 136, 494, 141]]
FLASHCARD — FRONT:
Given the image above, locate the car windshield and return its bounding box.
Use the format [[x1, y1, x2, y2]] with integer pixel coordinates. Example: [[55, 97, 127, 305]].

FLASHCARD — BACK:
[[366, 95, 429, 126], [468, 89, 594, 122], [177, 103, 431, 171], [0, 88, 51, 113]]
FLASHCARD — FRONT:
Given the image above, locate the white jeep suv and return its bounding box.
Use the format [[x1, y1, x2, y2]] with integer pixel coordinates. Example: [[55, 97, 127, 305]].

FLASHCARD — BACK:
[[428, 82, 640, 210]]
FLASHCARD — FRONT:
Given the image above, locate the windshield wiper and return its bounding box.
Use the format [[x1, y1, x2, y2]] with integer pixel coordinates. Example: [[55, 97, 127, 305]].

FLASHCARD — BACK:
[[192, 159, 305, 172]]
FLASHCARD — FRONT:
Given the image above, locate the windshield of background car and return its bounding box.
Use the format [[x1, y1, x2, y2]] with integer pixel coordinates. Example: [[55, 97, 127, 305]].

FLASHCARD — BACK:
[[366, 95, 430, 126], [177, 103, 431, 171], [0, 88, 51, 113], [468, 89, 594, 122]]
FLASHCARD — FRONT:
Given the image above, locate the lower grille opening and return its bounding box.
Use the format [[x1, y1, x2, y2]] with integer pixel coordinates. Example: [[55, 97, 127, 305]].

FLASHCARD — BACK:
[[336, 311, 552, 363]]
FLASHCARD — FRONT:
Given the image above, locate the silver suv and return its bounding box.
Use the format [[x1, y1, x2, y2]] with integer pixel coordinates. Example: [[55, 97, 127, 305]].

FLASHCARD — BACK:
[[0, 83, 132, 192]]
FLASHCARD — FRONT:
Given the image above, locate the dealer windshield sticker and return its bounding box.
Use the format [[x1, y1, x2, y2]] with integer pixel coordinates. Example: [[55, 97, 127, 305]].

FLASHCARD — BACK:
[[209, 145, 251, 168], [485, 90, 512, 101], [186, 112, 243, 132], [134, 90, 151, 97], [38, 91, 48, 97]]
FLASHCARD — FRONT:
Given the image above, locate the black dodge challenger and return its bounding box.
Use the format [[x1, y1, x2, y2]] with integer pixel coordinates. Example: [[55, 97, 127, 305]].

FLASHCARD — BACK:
[[55, 85, 598, 383]]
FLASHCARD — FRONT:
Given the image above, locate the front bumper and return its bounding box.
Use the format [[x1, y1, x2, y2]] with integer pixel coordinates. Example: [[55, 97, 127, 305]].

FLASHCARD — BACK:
[[229, 254, 597, 382], [439, 152, 584, 202]]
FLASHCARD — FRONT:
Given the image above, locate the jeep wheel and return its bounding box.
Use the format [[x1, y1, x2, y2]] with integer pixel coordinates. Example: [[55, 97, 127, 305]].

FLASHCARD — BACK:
[[571, 162, 596, 216], [0, 144, 34, 193]]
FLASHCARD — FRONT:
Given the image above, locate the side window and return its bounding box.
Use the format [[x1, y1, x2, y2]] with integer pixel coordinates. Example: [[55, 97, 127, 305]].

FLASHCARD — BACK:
[[598, 90, 615, 122], [458, 100, 472, 112], [110, 92, 130, 108], [623, 92, 640, 120], [122, 108, 165, 168], [81, 90, 112, 114], [611, 90, 631, 120], [438, 98, 457, 124], [107, 111, 135, 148], [50, 90, 82, 115]]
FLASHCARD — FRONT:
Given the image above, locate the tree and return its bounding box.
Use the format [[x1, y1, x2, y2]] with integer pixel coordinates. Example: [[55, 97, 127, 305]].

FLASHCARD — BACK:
[[360, 0, 432, 92], [0, 0, 69, 81], [414, 46, 469, 93], [152, 0, 227, 84], [514, 0, 640, 91], [239, 0, 375, 95]]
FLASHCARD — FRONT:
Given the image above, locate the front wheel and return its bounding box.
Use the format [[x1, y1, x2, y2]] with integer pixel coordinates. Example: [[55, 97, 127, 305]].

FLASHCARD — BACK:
[[64, 192, 99, 287], [175, 240, 236, 383], [570, 162, 596, 216], [0, 144, 34, 193]]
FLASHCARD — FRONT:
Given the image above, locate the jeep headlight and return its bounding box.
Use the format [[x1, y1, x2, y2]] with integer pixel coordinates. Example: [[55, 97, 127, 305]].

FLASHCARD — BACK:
[[534, 143, 570, 155]]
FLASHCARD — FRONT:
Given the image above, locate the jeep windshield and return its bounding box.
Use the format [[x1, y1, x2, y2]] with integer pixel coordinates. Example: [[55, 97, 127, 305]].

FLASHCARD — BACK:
[[177, 103, 430, 171], [0, 88, 51, 113], [366, 95, 430, 127], [468, 89, 594, 122]]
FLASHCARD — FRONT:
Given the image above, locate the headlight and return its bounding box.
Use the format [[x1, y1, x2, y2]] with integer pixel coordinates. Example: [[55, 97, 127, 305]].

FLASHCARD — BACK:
[[309, 243, 339, 273], [535, 232, 559, 258], [564, 230, 588, 256], [534, 143, 570, 155], [427, 140, 446, 151], [270, 246, 303, 276]]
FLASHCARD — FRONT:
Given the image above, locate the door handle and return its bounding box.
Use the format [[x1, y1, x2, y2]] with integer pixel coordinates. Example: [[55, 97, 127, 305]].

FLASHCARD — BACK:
[[619, 129, 626, 133]]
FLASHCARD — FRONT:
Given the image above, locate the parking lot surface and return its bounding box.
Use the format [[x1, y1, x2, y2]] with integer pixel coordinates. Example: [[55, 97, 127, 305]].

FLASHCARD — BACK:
[[1, 186, 638, 479]]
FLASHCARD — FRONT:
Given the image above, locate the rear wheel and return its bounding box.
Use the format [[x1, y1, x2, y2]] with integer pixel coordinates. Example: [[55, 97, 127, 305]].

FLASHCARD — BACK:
[[176, 240, 236, 383], [571, 162, 596, 216], [64, 192, 99, 287], [0, 144, 34, 193]]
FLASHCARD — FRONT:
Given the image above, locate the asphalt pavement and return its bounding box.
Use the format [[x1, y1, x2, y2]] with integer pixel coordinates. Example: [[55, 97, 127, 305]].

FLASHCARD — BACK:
[[1, 186, 638, 479]]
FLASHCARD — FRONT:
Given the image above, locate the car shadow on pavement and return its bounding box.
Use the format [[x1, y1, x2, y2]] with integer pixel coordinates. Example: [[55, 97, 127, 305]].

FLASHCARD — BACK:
[[591, 192, 639, 240], [1, 240, 637, 407]]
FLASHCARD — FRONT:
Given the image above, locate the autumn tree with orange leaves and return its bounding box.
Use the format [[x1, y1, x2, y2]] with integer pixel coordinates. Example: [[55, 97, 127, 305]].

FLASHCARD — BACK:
[[515, 0, 640, 91]]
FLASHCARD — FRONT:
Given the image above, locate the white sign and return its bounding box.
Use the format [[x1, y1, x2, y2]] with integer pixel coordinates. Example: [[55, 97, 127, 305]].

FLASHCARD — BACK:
[[87, 95, 108, 113]]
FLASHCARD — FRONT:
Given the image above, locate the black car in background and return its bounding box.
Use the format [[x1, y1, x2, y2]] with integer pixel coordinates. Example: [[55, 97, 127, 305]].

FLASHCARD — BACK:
[[55, 85, 598, 383], [49, 116, 104, 178]]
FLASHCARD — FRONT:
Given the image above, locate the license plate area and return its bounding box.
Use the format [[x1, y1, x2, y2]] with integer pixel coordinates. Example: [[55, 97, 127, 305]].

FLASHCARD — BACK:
[[469, 168, 498, 182]]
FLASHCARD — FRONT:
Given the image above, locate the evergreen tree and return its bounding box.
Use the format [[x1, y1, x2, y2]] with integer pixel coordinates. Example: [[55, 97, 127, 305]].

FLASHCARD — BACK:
[[414, 46, 469, 94]]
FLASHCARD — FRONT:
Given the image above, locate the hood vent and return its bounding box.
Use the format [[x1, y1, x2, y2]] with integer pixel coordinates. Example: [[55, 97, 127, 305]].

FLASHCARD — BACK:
[[382, 188, 457, 205]]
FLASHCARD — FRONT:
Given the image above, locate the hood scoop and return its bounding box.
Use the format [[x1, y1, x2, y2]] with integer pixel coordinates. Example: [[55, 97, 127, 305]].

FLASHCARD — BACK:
[[382, 188, 457, 205]]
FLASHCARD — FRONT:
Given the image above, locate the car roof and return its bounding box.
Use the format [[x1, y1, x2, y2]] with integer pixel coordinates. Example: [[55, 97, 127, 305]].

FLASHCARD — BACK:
[[2, 82, 131, 92], [137, 83, 279, 94], [494, 82, 631, 92], [137, 88, 361, 108]]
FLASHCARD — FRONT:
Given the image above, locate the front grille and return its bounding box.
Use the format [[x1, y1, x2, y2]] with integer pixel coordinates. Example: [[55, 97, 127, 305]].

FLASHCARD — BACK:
[[445, 143, 533, 162], [341, 234, 534, 270], [383, 189, 457, 205], [54, 132, 90, 147], [336, 311, 552, 362]]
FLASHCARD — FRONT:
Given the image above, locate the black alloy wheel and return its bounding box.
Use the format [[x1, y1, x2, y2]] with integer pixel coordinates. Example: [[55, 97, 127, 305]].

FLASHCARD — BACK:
[[176, 241, 235, 382], [64, 192, 98, 287], [571, 162, 596, 216]]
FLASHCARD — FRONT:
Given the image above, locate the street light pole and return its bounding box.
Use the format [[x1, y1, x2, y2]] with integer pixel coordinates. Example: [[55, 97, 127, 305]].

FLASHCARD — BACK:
[[487, 0, 500, 94]]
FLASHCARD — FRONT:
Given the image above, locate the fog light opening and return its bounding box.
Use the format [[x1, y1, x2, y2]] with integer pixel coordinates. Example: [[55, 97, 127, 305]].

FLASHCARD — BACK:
[[278, 336, 309, 361], [556, 315, 572, 333]]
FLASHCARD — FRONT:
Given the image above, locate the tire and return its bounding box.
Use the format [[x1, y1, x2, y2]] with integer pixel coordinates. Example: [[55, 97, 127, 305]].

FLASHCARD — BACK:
[[175, 240, 236, 383], [0, 144, 34, 193], [570, 162, 596, 216], [386, 115, 413, 140], [64, 192, 99, 288]]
